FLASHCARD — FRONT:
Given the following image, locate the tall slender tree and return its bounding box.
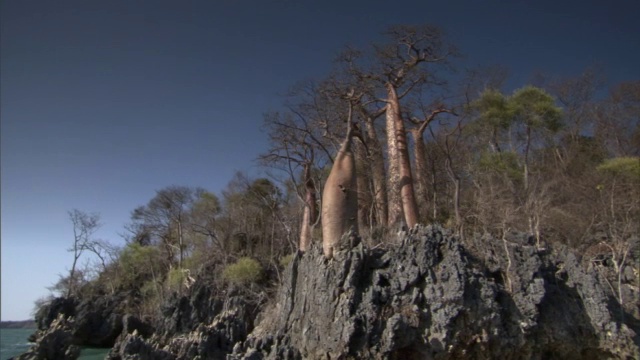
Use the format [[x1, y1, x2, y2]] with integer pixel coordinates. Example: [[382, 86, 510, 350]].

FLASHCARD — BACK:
[[67, 209, 101, 297]]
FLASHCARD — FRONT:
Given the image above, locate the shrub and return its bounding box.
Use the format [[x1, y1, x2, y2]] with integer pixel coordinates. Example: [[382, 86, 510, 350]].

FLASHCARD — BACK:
[[116, 243, 162, 289], [477, 151, 523, 182], [223, 257, 263, 284], [597, 157, 640, 180], [279, 254, 294, 268], [166, 268, 186, 292]]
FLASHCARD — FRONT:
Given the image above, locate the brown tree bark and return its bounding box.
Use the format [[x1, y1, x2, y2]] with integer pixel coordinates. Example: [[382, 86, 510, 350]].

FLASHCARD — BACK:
[[386, 83, 419, 228], [354, 141, 371, 231], [385, 93, 403, 226], [411, 128, 429, 216], [299, 163, 317, 252], [410, 108, 454, 223]]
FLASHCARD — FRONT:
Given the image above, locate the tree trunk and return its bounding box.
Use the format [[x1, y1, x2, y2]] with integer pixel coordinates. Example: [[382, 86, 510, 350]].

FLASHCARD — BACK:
[[386, 83, 419, 228], [445, 158, 462, 232], [178, 219, 184, 269], [67, 252, 79, 298], [386, 92, 402, 226], [355, 141, 370, 232], [299, 203, 312, 252], [411, 129, 429, 218], [299, 164, 317, 252], [428, 155, 439, 221], [524, 126, 532, 191], [363, 117, 388, 227]]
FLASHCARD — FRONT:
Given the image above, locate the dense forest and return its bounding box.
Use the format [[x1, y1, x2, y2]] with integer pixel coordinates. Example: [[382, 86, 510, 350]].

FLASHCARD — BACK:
[[35, 25, 639, 326]]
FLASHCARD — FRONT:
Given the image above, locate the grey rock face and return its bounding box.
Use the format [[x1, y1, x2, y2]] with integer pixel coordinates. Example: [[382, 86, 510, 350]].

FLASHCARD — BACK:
[[72, 294, 125, 346], [29, 225, 637, 360], [11, 314, 81, 360], [32, 297, 77, 334], [18, 293, 125, 358], [107, 292, 257, 360], [231, 225, 638, 360]]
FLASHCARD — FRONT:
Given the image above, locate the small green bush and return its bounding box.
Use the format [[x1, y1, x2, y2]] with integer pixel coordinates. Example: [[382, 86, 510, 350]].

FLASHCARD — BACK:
[[166, 268, 186, 292], [597, 157, 640, 180], [279, 254, 294, 268], [116, 243, 162, 289], [223, 257, 263, 284], [478, 151, 523, 182], [141, 279, 159, 299]]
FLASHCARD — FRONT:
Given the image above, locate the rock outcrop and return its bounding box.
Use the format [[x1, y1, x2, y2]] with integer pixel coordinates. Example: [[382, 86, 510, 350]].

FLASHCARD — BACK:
[[230, 225, 638, 359], [21, 225, 639, 359], [31, 297, 77, 341], [72, 293, 125, 346], [107, 265, 262, 360], [11, 314, 81, 360], [20, 293, 125, 357]]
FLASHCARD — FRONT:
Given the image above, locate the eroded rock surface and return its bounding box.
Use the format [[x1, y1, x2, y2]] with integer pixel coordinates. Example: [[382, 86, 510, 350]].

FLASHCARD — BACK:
[[107, 280, 259, 360], [21, 225, 639, 360], [231, 225, 638, 360], [11, 314, 80, 360]]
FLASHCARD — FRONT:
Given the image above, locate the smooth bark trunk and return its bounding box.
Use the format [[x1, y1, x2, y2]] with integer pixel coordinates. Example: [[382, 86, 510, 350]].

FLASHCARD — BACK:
[[386, 83, 419, 228], [385, 97, 402, 226], [299, 164, 316, 252]]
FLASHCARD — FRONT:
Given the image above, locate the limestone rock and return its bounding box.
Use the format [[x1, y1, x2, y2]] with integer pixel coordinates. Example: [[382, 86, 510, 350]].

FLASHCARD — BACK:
[[11, 314, 80, 360], [231, 225, 639, 360]]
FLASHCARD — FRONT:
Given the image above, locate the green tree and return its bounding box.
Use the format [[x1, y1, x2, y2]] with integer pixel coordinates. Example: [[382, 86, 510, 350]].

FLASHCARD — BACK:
[[190, 190, 224, 262], [129, 186, 200, 270], [509, 86, 563, 190]]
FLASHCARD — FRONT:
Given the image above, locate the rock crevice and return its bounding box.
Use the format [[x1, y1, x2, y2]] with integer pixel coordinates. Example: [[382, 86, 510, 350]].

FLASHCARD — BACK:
[[232, 225, 638, 360]]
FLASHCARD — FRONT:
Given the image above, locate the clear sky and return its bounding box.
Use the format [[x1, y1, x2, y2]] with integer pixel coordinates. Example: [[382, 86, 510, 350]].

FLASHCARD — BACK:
[[2, 0, 639, 321]]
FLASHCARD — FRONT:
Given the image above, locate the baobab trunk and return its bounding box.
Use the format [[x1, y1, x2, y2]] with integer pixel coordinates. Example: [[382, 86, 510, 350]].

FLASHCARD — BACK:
[[386, 83, 419, 228], [321, 123, 360, 259], [410, 129, 430, 218], [299, 163, 317, 252], [354, 141, 371, 231], [385, 95, 403, 226]]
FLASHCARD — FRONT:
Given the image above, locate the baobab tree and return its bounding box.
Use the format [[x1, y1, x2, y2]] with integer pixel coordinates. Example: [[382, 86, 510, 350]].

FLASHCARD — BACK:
[[259, 111, 325, 252], [340, 25, 457, 228]]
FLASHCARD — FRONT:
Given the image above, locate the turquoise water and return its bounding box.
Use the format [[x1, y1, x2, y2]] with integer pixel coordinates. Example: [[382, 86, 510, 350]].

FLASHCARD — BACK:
[[79, 347, 111, 360], [0, 329, 111, 359], [0, 329, 33, 359]]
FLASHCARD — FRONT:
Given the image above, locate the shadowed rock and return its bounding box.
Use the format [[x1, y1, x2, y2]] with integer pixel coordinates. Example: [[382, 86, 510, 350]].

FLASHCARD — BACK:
[[231, 225, 638, 360]]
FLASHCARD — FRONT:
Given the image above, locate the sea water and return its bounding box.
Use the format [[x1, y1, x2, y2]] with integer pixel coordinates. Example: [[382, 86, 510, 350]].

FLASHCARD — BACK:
[[0, 329, 32, 359], [0, 328, 111, 360]]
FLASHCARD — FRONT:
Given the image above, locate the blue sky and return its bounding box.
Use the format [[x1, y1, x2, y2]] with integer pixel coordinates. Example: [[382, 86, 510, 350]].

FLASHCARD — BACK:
[[2, 0, 639, 321]]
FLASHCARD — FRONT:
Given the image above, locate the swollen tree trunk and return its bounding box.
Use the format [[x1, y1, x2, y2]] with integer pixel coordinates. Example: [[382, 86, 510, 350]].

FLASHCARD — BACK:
[[299, 203, 312, 252], [386, 83, 419, 228], [299, 163, 317, 252], [363, 116, 388, 227], [386, 97, 402, 226]]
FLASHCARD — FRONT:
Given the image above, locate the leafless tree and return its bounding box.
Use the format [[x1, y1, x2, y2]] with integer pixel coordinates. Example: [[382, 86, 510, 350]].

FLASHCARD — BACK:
[[67, 209, 101, 297]]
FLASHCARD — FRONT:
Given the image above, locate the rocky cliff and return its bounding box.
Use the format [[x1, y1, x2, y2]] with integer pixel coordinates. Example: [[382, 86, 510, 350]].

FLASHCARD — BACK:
[[16, 225, 639, 359], [228, 225, 638, 359]]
